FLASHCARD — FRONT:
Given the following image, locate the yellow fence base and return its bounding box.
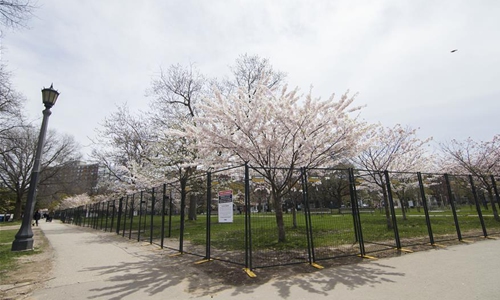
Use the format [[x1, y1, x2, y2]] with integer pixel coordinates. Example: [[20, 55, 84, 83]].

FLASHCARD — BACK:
[[310, 262, 324, 269], [396, 248, 414, 253], [358, 254, 378, 260], [243, 268, 257, 278], [194, 259, 212, 265]]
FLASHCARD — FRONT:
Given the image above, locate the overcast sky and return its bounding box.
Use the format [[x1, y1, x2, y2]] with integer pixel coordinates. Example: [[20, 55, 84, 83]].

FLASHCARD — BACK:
[[3, 0, 500, 159]]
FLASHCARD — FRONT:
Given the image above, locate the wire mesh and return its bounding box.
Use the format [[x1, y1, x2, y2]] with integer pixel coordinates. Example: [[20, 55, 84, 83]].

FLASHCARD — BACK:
[[306, 168, 359, 260], [354, 169, 397, 253], [387, 171, 431, 247], [208, 165, 246, 266], [248, 166, 309, 268]]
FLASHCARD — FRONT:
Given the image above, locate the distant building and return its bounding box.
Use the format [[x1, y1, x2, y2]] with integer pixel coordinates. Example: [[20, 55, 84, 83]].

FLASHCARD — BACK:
[[38, 161, 99, 201]]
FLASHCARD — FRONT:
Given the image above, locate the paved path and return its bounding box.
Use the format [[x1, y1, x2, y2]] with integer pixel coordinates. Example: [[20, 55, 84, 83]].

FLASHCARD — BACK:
[[30, 221, 499, 299]]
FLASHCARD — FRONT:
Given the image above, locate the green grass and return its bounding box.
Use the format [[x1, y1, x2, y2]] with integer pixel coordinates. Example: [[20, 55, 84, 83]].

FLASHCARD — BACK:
[[0, 228, 39, 280], [77, 206, 500, 251], [0, 220, 20, 227]]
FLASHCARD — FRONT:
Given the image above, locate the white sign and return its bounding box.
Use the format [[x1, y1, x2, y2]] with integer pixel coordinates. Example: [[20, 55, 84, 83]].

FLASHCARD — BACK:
[[218, 190, 233, 223]]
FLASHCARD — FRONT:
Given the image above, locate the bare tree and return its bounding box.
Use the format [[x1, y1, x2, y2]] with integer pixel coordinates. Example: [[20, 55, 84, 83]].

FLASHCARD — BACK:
[[226, 53, 287, 96], [91, 104, 158, 193], [0, 0, 36, 29], [0, 125, 80, 219], [0, 64, 24, 142], [149, 63, 205, 123]]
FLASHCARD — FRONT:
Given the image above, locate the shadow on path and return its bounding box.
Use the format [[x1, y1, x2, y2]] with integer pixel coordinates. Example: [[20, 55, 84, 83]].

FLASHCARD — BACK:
[[42, 223, 406, 299]]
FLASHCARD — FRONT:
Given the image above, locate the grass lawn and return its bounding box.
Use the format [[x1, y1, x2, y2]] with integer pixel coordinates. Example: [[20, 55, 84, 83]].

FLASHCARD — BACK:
[[77, 206, 500, 251], [0, 226, 40, 281]]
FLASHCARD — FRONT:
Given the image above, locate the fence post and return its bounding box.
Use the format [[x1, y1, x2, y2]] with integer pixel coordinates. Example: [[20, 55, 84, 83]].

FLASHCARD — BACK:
[[82, 205, 86, 227], [116, 197, 123, 235], [93, 203, 98, 229], [99, 202, 104, 230], [138, 191, 143, 242], [105, 201, 110, 232], [110, 200, 116, 233], [444, 174, 462, 241], [384, 171, 401, 249], [301, 167, 315, 265], [122, 196, 128, 237], [161, 184, 167, 249], [92, 204, 96, 228], [168, 190, 173, 238], [150, 188, 155, 245], [206, 172, 212, 260], [129, 195, 135, 240], [88, 203, 95, 228], [348, 168, 365, 257], [469, 175, 488, 237], [180, 180, 186, 253], [417, 172, 435, 245], [94, 204, 98, 229], [244, 163, 253, 271]]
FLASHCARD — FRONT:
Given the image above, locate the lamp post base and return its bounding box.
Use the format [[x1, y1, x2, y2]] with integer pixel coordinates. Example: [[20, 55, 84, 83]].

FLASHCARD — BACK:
[[11, 233, 34, 251]]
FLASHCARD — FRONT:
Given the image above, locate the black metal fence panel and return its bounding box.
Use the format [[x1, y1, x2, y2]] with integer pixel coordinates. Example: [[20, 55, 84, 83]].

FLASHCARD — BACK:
[[55, 166, 500, 271], [305, 168, 359, 261], [247, 166, 309, 268], [353, 169, 397, 253], [388, 171, 431, 248], [207, 165, 246, 266]]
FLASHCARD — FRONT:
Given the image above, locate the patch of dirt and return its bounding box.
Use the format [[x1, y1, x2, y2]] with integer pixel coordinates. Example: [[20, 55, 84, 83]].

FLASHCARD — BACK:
[[0, 228, 54, 300]]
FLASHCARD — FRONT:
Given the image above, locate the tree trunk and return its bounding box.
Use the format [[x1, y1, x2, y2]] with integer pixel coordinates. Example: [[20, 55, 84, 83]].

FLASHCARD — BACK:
[[401, 199, 407, 221], [188, 194, 197, 221], [14, 194, 23, 221], [487, 189, 500, 221], [272, 193, 286, 242], [291, 204, 297, 228], [382, 186, 393, 229]]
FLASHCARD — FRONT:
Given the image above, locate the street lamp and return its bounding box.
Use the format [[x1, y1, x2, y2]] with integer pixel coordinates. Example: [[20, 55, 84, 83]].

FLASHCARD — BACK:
[[12, 84, 60, 251]]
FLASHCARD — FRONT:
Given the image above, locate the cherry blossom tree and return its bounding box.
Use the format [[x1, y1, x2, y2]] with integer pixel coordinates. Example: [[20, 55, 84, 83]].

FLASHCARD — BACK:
[[352, 124, 432, 228], [179, 83, 366, 242], [440, 135, 500, 221], [149, 55, 287, 221], [55, 193, 92, 210]]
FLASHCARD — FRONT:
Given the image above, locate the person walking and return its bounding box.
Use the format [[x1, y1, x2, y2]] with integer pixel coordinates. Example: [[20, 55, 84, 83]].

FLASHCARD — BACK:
[[33, 210, 41, 226]]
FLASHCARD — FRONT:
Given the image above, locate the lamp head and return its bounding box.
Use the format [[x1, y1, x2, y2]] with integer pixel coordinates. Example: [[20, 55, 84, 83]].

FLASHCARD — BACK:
[[41, 84, 60, 109]]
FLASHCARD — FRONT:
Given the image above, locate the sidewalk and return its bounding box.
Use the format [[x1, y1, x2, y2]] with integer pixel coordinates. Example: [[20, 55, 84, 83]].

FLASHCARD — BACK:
[[31, 221, 499, 300]]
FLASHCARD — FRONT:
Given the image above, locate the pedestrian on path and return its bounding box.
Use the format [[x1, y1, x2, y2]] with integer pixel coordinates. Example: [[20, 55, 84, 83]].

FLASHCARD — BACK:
[[33, 210, 41, 226]]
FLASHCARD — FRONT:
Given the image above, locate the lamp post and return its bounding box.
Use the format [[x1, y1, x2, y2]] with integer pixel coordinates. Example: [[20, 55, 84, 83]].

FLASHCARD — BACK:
[[12, 84, 60, 251]]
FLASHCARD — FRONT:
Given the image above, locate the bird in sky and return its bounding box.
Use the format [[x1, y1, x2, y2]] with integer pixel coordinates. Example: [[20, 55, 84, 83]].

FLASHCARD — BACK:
[[451, 49, 458, 53]]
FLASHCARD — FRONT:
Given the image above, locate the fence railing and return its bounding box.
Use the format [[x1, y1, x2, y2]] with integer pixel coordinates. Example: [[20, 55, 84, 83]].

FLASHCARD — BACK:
[[55, 165, 500, 271]]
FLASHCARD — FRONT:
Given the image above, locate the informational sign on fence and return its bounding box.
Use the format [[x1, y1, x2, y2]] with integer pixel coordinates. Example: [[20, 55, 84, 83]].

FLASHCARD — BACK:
[[218, 190, 233, 223]]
